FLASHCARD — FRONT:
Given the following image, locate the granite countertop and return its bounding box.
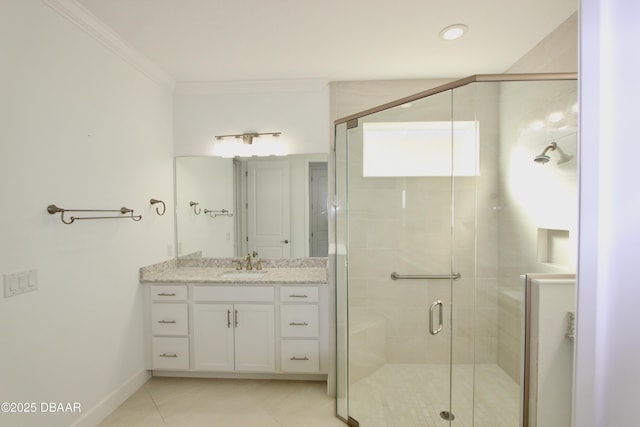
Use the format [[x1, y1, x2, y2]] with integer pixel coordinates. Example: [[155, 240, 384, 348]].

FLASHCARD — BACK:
[[140, 257, 328, 285]]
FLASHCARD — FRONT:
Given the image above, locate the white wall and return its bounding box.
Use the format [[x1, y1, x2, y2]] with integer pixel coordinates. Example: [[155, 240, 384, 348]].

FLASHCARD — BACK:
[[0, 2, 174, 426], [577, 1, 640, 426], [174, 80, 330, 157]]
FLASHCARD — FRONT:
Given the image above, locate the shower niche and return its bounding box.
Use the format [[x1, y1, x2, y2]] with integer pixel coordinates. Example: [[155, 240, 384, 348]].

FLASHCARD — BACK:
[[334, 74, 578, 427], [537, 228, 571, 266]]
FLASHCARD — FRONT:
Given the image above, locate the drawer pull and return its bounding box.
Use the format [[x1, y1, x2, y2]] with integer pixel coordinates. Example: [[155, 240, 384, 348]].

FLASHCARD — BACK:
[[289, 322, 309, 326], [157, 293, 176, 296], [159, 353, 177, 358], [157, 320, 176, 324], [288, 294, 308, 298], [227, 309, 231, 328], [290, 356, 309, 361]]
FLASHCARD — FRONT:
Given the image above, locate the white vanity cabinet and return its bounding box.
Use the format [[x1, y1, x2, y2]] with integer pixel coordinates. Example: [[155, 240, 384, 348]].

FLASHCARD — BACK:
[[194, 304, 274, 372], [193, 286, 275, 373], [279, 286, 321, 373], [145, 281, 328, 379], [149, 285, 189, 370]]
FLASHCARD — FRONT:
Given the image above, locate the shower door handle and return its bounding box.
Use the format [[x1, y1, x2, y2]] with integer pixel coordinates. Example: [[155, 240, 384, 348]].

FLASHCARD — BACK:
[[429, 300, 443, 335]]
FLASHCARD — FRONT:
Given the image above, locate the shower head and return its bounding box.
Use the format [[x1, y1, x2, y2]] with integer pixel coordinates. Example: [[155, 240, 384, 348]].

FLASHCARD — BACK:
[[534, 142, 557, 164], [534, 154, 551, 164]]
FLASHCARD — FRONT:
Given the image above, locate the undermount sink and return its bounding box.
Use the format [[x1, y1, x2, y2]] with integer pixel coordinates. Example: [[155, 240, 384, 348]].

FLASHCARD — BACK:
[[219, 270, 267, 279]]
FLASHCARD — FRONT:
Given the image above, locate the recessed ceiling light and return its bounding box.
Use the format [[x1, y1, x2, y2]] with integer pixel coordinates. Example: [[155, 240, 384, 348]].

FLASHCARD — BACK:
[[548, 112, 565, 123], [530, 120, 545, 130], [439, 24, 468, 41]]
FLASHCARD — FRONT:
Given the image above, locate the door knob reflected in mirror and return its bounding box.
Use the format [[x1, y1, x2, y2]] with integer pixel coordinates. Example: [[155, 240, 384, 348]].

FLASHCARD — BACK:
[[281, 239, 289, 244]]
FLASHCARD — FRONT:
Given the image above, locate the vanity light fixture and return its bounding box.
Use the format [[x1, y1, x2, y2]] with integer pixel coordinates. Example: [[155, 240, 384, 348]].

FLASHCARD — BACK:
[[215, 132, 282, 145], [212, 131, 286, 157], [439, 24, 468, 41]]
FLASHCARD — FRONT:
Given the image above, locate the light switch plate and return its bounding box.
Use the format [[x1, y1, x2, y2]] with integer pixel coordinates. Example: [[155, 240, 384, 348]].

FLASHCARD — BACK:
[[3, 270, 38, 298]]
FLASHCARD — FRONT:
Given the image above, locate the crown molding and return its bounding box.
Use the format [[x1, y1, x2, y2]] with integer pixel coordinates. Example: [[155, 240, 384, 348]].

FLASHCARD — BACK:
[[42, 0, 175, 91], [175, 79, 329, 95]]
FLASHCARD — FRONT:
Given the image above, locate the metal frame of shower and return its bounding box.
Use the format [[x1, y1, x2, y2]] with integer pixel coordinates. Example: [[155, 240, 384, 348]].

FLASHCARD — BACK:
[[333, 71, 578, 427], [335, 72, 577, 127]]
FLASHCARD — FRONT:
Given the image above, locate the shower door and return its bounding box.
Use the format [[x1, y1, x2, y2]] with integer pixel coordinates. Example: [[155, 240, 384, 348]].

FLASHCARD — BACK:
[[335, 76, 578, 427], [335, 87, 477, 426]]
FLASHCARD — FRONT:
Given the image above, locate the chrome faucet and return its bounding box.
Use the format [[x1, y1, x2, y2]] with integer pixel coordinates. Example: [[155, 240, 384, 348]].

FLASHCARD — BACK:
[[244, 253, 253, 270]]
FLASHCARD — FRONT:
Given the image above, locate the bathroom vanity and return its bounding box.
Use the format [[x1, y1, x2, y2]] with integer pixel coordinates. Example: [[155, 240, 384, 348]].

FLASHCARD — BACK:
[[140, 257, 329, 380]]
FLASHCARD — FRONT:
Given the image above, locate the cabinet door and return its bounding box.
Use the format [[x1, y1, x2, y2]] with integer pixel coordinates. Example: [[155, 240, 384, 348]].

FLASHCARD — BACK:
[[234, 304, 275, 372], [193, 304, 234, 371]]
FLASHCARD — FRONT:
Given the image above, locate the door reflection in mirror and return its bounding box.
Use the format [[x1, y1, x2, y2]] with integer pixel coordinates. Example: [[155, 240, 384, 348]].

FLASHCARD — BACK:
[[175, 154, 328, 258]]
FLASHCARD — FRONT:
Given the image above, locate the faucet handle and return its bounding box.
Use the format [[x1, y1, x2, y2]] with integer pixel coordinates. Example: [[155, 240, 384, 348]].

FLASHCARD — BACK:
[[252, 250, 258, 258], [234, 260, 242, 270], [256, 260, 263, 270]]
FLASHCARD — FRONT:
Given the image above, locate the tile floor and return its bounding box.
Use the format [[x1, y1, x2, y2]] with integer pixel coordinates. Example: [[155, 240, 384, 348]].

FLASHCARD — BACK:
[[98, 377, 347, 427], [349, 364, 520, 427], [100, 364, 519, 426]]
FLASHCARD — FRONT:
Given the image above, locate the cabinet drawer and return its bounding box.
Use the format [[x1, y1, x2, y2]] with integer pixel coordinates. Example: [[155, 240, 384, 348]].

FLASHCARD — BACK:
[[280, 286, 318, 303], [193, 286, 274, 302], [280, 340, 319, 373], [280, 305, 319, 338], [151, 285, 187, 301], [152, 337, 189, 370], [151, 304, 188, 335]]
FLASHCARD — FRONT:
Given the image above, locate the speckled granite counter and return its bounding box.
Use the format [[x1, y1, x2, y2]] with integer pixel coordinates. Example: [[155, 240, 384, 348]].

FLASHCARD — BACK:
[[140, 257, 328, 284]]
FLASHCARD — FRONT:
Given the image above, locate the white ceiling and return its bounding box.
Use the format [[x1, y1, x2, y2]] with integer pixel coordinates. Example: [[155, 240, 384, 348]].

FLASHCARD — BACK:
[[76, 0, 577, 83]]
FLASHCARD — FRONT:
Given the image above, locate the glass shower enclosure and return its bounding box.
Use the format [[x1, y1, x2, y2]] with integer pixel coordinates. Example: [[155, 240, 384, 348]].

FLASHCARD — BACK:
[[334, 74, 578, 427]]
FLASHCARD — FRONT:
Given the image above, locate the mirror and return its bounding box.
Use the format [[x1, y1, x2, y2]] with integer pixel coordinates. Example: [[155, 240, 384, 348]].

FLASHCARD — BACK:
[[175, 154, 328, 259]]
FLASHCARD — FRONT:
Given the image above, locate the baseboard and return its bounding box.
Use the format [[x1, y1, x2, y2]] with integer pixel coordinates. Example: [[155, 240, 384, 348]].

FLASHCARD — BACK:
[[70, 369, 151, 427], [152, 370, 327, 382]]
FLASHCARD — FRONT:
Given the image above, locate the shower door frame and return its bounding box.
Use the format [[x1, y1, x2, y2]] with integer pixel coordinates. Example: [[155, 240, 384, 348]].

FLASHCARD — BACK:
[[333, 72, 578, 427]]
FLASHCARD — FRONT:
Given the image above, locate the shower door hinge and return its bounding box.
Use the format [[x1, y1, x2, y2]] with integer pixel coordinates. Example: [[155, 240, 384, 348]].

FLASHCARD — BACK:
[[347, 416, 360, 426], [347, 119, 358, 129]]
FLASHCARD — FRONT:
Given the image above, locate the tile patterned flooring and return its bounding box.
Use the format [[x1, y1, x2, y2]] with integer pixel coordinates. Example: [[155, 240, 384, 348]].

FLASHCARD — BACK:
[[98, 378, 346, 427], [100, 364, 518, 426], [349, 364, 520, 427]]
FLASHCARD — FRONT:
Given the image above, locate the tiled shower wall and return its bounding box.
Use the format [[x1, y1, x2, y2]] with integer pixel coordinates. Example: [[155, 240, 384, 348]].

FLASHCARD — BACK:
[[345, 78, 577, 381], [497, 80, 578, 382], [496, 12, 579, 383], [347, 84, 502, 367]]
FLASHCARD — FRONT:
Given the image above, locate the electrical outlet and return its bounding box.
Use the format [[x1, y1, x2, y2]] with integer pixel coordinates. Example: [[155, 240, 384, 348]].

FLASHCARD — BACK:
[[3, 270, 38, 298]]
